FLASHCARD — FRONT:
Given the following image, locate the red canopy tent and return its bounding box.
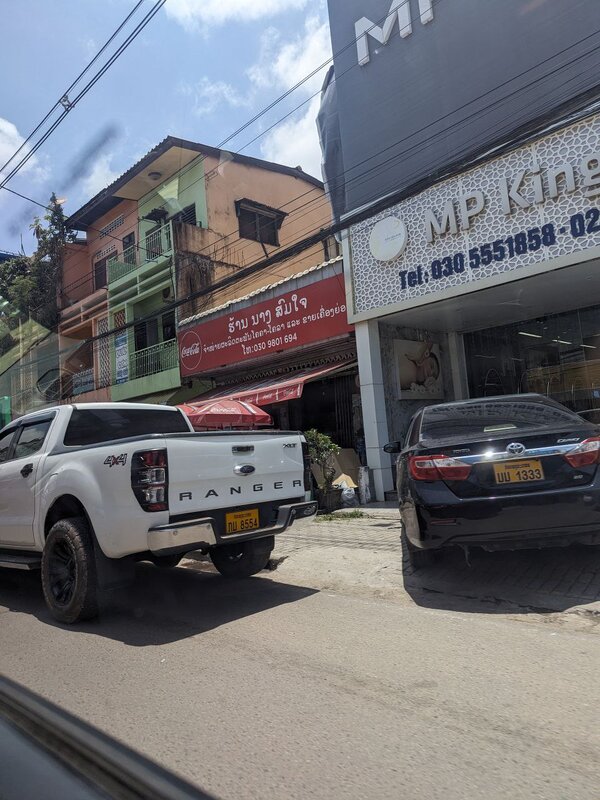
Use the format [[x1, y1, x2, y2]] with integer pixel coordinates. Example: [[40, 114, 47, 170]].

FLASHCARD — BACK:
[[178, 399, 273, 431]]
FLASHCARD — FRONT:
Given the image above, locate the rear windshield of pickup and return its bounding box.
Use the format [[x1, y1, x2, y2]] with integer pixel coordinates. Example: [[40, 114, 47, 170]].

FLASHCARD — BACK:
[[64, 408, 190, 446]]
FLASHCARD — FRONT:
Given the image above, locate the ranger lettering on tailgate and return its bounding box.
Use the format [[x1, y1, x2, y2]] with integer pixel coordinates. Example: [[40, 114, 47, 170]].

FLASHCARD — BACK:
[[179, 479, 303, 502]]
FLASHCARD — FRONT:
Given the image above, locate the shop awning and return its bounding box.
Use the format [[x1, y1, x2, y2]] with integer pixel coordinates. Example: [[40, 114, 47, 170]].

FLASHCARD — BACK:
[[193, 362, 357, 406]]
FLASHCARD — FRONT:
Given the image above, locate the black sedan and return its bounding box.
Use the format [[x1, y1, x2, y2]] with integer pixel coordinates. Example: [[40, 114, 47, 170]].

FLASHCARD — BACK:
[[384, 394, 600, 568]]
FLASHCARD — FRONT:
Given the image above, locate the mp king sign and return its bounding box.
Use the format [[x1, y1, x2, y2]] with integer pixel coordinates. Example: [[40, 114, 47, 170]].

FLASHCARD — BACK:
[[325, 0, 600, 219], [348, 111, 600, 319]]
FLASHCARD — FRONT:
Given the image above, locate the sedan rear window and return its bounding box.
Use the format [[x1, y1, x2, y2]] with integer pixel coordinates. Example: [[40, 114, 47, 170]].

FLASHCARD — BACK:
[[64, 408, 190, 446], [421, 397, 589, 440]]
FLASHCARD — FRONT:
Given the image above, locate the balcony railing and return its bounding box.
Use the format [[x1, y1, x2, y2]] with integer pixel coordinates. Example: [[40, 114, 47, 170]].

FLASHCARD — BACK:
[[71, 367, 95, 396], [131, 339, 178, 380], [108, 223, 173, 284]]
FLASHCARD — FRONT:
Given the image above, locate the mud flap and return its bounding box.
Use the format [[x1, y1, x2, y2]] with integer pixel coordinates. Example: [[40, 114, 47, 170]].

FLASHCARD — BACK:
[[93, 538, 136, 591]]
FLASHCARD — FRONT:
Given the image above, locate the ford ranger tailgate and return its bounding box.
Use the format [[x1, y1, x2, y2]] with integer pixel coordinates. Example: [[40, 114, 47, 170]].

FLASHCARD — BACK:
[[165, 432, 307, 515]]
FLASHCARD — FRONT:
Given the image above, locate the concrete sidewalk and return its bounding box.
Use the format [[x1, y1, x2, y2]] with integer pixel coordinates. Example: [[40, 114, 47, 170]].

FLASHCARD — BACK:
[[269, 507, 600, 616]]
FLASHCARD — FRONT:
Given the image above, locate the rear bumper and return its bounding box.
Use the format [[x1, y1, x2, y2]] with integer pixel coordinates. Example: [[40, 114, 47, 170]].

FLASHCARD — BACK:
[[421, 524, 600, 551], [404, 480, 600, 552], [147, 500, 318, 555]]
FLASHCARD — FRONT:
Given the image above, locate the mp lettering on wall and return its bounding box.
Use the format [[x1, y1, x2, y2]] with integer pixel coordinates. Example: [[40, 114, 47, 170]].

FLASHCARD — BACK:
[[325, 0, 600, 219], [349, 112, 600, 319]]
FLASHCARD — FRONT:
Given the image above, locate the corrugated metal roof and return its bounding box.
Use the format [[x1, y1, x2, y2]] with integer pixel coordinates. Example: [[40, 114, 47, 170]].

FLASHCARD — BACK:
[[178, 255, 344, 328]]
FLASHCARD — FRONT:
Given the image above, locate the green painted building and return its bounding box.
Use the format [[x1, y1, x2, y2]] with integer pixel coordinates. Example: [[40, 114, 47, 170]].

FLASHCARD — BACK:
[[107, 156, 208, 402]]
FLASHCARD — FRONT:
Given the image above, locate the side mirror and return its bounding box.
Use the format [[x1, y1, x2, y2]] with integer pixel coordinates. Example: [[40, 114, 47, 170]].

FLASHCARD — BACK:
[[383, 440, 403, 454]]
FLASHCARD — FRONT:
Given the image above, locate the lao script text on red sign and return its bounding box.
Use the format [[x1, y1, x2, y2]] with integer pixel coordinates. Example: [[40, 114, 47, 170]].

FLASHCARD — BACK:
[[179, 276, 351, 377]]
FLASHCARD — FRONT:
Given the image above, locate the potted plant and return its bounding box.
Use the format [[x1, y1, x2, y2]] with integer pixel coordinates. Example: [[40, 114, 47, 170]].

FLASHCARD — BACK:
[[304, 429, 343, 512]]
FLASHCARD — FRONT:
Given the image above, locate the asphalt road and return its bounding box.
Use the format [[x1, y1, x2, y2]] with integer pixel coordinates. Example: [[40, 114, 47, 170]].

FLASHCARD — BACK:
[[1, 562, 598, 800]]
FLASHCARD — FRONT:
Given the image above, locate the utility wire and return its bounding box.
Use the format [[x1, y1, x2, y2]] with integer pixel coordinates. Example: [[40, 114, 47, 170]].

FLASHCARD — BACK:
[[56, 15, 600, 287], [0, 1, 145, 178], [7, 4, 600, 318], [5, 0, 440, 270], [0, 0, 165, 189], [11, 45, 600, 327]]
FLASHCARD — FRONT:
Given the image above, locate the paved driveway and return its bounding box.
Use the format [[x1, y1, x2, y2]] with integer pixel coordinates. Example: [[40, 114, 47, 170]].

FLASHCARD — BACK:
[[266, 508, 600, 615]]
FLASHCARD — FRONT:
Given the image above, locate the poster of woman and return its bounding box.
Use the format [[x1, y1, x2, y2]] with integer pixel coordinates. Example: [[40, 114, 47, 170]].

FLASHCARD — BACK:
[[395, 339, 444, 399]]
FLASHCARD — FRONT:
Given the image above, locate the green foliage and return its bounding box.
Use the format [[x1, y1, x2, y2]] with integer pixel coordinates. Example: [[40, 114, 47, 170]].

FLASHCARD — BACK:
[[304, 428, 340, 492], [0, 194, 74, 333]]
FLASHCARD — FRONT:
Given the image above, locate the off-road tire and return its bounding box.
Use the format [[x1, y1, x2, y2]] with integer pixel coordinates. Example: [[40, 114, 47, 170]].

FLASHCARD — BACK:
[[401, 521, 437, 569], [42, 517, 98, 624], [209, 537, 274, 579]]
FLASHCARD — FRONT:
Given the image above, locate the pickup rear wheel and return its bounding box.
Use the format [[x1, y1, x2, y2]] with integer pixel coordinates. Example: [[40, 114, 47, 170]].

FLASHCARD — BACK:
[[42, 517, 98, 624], [210, 537, 274, 579]]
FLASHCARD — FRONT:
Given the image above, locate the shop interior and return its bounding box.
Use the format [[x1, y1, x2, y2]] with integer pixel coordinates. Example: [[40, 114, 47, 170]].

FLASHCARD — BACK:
[[380, 258, 600, 413], [264, 371, 361, 451], [464, 304, 600, 412]]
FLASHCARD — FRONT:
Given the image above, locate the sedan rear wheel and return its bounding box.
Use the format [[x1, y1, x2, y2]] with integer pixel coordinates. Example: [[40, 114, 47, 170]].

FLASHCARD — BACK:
[[401, 521, 437, 569]]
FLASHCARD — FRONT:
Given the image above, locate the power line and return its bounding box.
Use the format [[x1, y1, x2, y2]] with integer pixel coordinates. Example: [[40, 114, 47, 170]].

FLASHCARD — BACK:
[[59, 10, 600, 287], [0, 0, 165, 190], [83, 90, 600, 345], [3, 0, 470, 290], [7, 5, 600, 323], [0, 1, 145, 179], [8, 79, 599, 399], [11, 43, 600, 330], [33, 0, 451, 272]]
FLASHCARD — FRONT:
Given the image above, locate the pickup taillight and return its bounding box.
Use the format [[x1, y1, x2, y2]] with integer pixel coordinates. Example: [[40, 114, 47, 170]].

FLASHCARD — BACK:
[[131, 449, 169, 512], [301, 441, 312, 492]]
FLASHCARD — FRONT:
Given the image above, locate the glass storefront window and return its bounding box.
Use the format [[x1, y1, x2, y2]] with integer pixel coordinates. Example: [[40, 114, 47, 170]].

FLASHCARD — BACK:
[[464, 304, 600, 412]]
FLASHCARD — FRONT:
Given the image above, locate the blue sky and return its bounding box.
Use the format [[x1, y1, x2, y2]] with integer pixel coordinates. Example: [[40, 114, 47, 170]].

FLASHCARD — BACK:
[[0, 0, 331, 254]]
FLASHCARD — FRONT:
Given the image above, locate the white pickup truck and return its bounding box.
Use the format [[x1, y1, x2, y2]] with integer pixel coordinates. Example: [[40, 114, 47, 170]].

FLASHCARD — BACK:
[[0, 403, 317, 623]]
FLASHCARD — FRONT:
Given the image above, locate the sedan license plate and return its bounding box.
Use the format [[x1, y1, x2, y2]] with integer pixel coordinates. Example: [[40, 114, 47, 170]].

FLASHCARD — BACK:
[[225, 509, 259, 534], [494, 459, 544, 485]]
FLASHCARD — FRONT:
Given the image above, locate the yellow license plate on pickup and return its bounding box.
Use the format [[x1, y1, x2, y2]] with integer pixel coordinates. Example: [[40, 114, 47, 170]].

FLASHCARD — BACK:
[[225, 509, 259, 534], [494, 459, 544, 485]]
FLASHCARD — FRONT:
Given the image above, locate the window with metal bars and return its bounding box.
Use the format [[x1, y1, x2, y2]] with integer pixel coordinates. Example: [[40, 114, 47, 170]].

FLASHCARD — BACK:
[[235, 199, 286, 247], [172, 204, 197, 226]]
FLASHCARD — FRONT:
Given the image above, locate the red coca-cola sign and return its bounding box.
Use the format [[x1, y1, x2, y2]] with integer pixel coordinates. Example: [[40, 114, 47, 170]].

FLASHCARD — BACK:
[[178, 275, 351, 377], [179, 330, 203, 373]]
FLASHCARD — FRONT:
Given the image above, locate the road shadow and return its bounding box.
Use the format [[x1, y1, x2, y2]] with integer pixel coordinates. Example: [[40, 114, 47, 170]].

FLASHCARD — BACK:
[[402, 540, 600, 615], [0, 563, 318, 646]]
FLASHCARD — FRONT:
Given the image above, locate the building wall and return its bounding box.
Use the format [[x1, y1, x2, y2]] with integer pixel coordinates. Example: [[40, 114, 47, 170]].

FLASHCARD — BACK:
[[60, 242, 91, 306], [62, 199, 138, 303], [138, 157, 207, 245], [86, 199, 139, 266], [178, 156, 331, 314]]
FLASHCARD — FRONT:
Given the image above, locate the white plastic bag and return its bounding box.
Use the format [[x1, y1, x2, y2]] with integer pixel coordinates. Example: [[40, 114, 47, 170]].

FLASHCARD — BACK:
[[341, 487, 359, 508]]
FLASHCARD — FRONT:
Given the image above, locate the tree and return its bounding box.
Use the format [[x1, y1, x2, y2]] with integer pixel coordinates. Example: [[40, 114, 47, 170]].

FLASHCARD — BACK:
[[0, 194, 74, 331], [304, 428, 340, 493]]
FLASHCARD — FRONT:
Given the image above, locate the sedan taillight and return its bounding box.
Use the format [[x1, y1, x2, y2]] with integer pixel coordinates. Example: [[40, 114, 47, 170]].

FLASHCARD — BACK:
[[409, 454, 472, 482], [563, 437, 600, 468], [131, 449, 168, 512]]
